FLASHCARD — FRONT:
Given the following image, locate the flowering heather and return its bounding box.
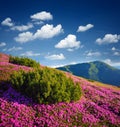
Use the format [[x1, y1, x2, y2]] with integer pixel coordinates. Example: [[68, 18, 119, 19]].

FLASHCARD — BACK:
[[0, 53, 9, 62], [0, 53, 120, 127], [0, 54, 31, 81]]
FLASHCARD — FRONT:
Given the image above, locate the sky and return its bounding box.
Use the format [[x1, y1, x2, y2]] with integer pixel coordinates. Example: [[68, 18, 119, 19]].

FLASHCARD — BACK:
[[0, 0, 120, 68]]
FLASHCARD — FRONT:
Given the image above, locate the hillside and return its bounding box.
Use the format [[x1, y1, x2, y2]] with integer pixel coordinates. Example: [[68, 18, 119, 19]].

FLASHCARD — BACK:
[[0, 53, 120, 127], [57, 61, 120, 86]]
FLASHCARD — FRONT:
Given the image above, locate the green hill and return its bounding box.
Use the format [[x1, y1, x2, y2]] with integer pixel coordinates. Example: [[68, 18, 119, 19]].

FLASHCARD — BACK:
[[57, 61, 120, 86]]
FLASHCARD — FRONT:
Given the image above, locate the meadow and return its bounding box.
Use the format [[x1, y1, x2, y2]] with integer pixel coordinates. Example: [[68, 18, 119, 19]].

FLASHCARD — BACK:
[[0, 53, 120, 127]]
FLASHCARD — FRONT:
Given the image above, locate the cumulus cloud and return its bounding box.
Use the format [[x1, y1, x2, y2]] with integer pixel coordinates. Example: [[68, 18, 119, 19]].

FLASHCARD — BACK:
[[114, 52, 120, 56], [1, 17, 14, 27], [77, 24, 94, 32], [112, 47, 116, 51], [30, 11, 53, 21], [15, 24, 63, 43], [104, 59, 120, 67], [20, 51, 40, 56], [1, 17, 33, 31], [8, 46, 23, 52], [85, 51, 101, 57], [45, 53, 65, 60], [14, 32, 33, 43], [34, 24, 63, 39], [55, 34, 80, 50], [104, 59, 111, 65], [111, 47, 120, 55], [1, 17, 33, 32], [11, 23, 33, 31], [0, 42, 6, 47], [96, 34, 120, 45]]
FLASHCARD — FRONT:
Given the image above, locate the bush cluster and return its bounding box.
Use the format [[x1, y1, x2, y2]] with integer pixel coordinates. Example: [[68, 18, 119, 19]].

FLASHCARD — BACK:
[[9, 55, 40, 68], [9, 67, 82, 104]]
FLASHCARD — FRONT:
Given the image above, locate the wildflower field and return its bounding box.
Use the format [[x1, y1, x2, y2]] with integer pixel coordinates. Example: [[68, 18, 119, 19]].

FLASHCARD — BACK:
[[0, 53, 120, 127]]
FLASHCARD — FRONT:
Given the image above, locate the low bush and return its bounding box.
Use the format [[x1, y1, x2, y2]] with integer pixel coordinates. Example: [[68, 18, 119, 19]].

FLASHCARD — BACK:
[[9, 55, 40, 68], [9, 67, 82, 104]]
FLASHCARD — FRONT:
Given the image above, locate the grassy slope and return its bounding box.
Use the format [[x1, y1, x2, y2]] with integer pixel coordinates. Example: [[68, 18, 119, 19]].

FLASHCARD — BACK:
[[0, 53, 120, 127]]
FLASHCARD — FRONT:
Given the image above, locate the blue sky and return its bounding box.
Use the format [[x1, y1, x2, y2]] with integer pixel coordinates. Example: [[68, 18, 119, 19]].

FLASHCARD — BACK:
[[0, 0, 120, 68]]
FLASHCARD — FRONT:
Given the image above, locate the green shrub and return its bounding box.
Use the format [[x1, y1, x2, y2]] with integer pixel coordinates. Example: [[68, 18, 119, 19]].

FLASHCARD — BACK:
[[9, 55, 40, 68], [9, 67, 82, 104], [87, 79, 95, 82]]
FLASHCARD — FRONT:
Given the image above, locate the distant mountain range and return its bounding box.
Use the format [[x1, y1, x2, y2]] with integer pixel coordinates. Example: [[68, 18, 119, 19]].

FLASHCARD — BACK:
[[57, 61, 120, 86]]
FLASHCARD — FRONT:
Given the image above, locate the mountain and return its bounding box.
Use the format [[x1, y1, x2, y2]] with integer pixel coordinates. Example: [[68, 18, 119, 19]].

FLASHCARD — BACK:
[[0, 53, 120, 126], [57, 61, 120, 86]]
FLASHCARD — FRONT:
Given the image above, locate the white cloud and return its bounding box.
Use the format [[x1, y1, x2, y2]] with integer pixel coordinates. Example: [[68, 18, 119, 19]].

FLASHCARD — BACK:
[[67, 48, 74, 52], [8, 46, 23, 52], [14, 32, 33, 43], [45, 53, 65, 60], [34, 24, 63, 39], [55, 34, 80, 50], [1, 17, 33, 31], [30, 11, 53, 21], [20, 51, 40, 56], [50, 64, 66, 68], [50, 61, 82, 68], [0, 42, 6, 47], [96, 34, 120, 45], [1, 17, 14, 27], [104, 59, 111, 65], [114, 52, 120, 56], [11, 23, 33, 31], [86, 51, 101, 57], [50, 62, 77, 68], [111, 47, 120, 55], [104, 59, 120, 67], [67, 45, 84, 52], [15, 24, 63, 43], [77, 24, 94, 32], [112, 47, 116, 51], [33, 21, 44, 25]]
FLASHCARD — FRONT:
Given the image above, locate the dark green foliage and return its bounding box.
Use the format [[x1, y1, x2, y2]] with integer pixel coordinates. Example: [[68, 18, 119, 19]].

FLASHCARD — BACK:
[[87, 79, 95, 82], [9, 55, 40, 68], [9, 67, 82, 104]]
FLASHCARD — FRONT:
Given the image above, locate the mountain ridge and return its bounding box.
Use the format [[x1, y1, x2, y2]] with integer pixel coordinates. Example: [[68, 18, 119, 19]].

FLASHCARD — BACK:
[[57, 61, 120, 86]]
